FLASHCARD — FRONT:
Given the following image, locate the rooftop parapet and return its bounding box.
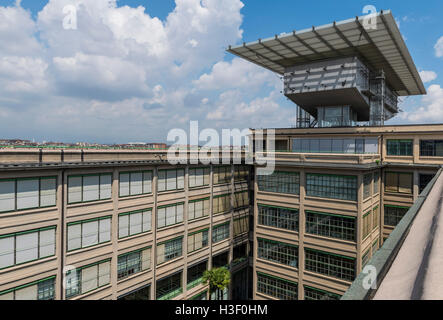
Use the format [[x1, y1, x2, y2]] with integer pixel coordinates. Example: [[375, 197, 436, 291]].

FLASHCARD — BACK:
[[341, 167, 443, 300]]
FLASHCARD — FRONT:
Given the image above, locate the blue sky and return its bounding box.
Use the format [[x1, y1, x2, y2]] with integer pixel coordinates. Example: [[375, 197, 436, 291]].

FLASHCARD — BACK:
[[0, 0, 442, 144]]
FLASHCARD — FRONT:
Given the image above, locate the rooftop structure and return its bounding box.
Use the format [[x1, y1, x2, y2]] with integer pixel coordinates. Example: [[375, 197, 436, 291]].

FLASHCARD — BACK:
[[228, 10, 426, 127]]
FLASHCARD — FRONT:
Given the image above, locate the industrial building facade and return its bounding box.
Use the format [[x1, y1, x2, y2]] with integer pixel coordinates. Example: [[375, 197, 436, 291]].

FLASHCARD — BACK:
[[0, 150, 252, 300], [1, 10, 441, 301]]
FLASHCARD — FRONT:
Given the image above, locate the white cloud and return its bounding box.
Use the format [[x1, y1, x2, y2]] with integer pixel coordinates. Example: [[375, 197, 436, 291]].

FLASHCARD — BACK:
[[435, 36, 443, 58], [194, 58, 279, 92], [419, 70, 437, 83], [402, 85, 443, 123]]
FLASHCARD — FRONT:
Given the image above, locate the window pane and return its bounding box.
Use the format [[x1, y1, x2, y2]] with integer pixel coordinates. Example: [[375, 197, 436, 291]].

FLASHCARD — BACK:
[[130, 172, 143, 195], [99, 218, 111, 243], [100, 174, 112, 199], [0, 180, 15, 212], [68, 176, 82, 203], [68, 224, 82, 251], [0, 236, 14, 268], [17, 179, 39, 210], [39, 229, 55, 258], [129, 212, 142, 235], [39, 178, 56, 207], [119, 215, 129, 238], [16, 232, 38, 264], [119, 173, 130, 197], [82, 220, 99, 247], [83, 176, 99, 202]]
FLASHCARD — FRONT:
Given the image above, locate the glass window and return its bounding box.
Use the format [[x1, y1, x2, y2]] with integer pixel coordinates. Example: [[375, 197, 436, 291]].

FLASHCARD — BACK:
[[306, 174, 357, 201], [387, 140, 413, 156], [384, 205, 409, 227], [363, 173, 372, 199], [187, 260, 207, 289], [117, 247, 151, 280], [257, 273, 297, 300], [305, 211, 355, 241], [189, 167, 210, 188], [65, 260, 111, 298], [304, 286, 341, 300], [0, 277, 55, 300], [187, 229, 209, 253], [258, 205, 299, 232], [0, 177, 57, 213], [257, 238, 298, 268], [68, 174, 111, 204], [157, 237, 182, 264], [385, 172, 413, 194], [156, 272, 182, 300], [212, 223, 230, 243], [0, 227, 56, 269], [157, 203, 184, 229], [119, 171, 152, 197], [305, 248, 355, 281], [157, 169, 184, 192], [257, 171, 300, 195], [419, 173, 435, 194], [118, 210, 152, 239], [67, 217, 111, 251]]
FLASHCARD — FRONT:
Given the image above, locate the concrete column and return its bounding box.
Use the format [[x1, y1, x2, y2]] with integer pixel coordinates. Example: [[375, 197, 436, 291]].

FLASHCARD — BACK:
[[151, 166, 158, 300], [298, 169, 306, 300], [356, 173, 363, 274], [110, 169, 119, 300]]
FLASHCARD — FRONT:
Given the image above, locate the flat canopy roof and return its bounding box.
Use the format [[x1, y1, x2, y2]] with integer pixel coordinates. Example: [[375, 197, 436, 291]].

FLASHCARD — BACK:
[[227, 10, 426, 96]]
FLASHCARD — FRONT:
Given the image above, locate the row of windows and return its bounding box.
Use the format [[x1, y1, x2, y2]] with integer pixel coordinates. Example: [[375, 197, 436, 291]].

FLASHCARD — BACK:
[[212, 194, 231, 215], [257, 238, 298, 268], [117, 247, 151, 280], [212, 223, 230, 243], [0, 177, 57, 213], [68, 216, 111, 251], [385, 172, 413, 194], [387, 139, 443, 157], [68, 174, 112, 204], [384, 205, 410, 227], [258, 205, 299, 232], [187, 229, 209, 253], [188, 168, 210, 188], [118, 210, 152, 238], [362, 206, 380, 240], [157, 203, 184, 228], [213, 166, 232, 185], [0, 276, 55, 300], [65, 259, 111, 298], [119, 171, 152, 197], [306, 174, 357, 201], [304, 286, 341, 300], [305, 211, 355, 242], [0, 227, 56, 270], [256, 273, 298, 300], [233, 191, 249, 209], [233, 216, 248, 237], [257, 171, 300, 195], [387, 140, 413, 156], [292, 138, 378, 154], [157, 237, 183, 265], [305, 248, 355, 282], [188, 198, 210, 220]]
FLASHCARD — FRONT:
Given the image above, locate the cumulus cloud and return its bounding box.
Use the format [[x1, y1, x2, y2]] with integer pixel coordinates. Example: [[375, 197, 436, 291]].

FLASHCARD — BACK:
[[1, 0, 274, 143], [435, 36, 443, 58], [419, 70, 437, 83], [402, 85, 443, 123]]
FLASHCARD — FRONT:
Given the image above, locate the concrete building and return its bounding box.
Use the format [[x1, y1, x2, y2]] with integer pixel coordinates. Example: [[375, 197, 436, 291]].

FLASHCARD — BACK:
[[1, 10, 442, 301], [0, 149, 252, 300], [228, 10, 443, 300]]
